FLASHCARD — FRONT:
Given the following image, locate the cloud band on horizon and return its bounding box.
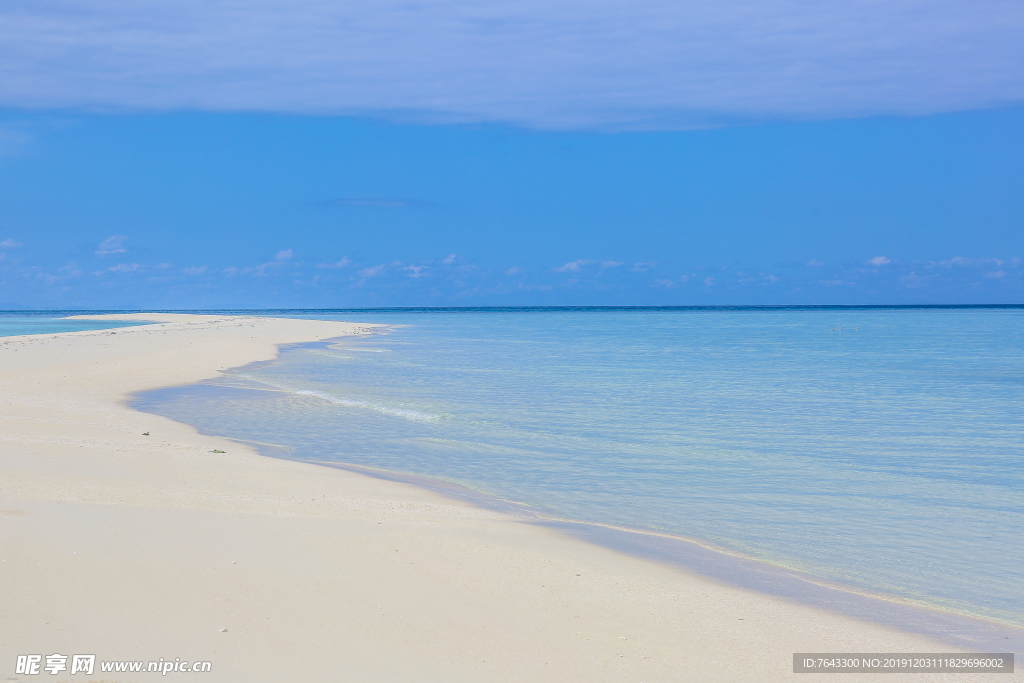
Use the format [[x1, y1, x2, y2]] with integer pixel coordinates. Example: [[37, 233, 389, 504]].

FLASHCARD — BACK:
[[1, 0, 1022, 129]]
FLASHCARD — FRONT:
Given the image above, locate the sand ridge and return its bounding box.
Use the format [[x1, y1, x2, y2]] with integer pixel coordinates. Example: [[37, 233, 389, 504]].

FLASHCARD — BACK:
[[0, 314, 1011, 681]]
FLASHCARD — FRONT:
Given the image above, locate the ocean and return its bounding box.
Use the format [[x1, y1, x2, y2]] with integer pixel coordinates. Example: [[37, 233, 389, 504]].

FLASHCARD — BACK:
[[0, 312, 149, 337], [130, 307, 1023, 627]]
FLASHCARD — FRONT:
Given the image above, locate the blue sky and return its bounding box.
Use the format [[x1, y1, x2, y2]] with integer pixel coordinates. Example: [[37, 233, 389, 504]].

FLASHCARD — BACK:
[[0, 0, 1022, 307]]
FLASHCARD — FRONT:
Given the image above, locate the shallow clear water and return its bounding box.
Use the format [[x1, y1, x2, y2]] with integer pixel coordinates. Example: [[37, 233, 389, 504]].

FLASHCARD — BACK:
[[136, 308, 1024, 625], [0, 313, 148, 337]]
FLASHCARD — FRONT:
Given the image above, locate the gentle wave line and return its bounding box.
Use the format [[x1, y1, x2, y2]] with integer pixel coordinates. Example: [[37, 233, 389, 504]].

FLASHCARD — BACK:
[[240, 374, 445, 422]]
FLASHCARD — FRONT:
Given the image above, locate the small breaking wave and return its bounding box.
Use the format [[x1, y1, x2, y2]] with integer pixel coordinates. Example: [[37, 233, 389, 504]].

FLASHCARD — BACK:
[[294, 389, 445, 421], [239, 374, 445, 422], [309, 350, 355, 360]]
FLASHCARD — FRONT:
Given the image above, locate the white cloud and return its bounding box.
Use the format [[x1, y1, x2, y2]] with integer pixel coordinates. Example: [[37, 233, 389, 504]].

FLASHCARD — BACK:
[[405, 265, 428, 277], [2, 0, 1021, 129], [505, 266, 520, 275], [553, 259, 592, 272], [703, 276, 715, 286], [898, 271, 927, 288], [442, 253, 457, 265], [867, 256, 891, 266], [806, 259, 825, 267], [95, 235, 128, 256], [96, 262, 142, 275], [317, 257, 351, 269], [358, 264, 384, 278], [248, 251, 296, 275], [984, 270, 1007, 279], [600, 260, 624, 268], [0, 239, 21, 248], [181, 266, 207, 275], [653, 274, 690, 287], [934, 256, 1015, 268], [37, 262, 83, 284]]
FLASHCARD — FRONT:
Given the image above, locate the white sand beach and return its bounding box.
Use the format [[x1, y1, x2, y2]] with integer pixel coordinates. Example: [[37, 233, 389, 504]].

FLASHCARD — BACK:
[[0, 314, 1013, 681]]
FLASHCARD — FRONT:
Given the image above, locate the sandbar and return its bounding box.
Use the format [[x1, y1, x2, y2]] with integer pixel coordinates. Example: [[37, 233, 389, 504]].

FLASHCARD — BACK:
[[0, 313, 1017, 681]]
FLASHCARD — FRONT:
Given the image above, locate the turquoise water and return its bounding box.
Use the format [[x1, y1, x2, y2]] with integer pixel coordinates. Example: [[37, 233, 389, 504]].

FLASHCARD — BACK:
[[135, 308, 1024, 626], [0, 313, 149, 337]]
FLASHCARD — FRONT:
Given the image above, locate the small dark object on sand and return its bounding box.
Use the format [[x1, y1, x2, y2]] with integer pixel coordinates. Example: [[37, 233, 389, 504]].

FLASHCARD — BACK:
[[212, 449, 226, 453], [142, 432, 149, 436]]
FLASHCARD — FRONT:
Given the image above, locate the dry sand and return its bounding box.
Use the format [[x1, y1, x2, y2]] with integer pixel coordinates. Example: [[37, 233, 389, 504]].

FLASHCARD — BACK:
[[0, 313, 1016, 681]]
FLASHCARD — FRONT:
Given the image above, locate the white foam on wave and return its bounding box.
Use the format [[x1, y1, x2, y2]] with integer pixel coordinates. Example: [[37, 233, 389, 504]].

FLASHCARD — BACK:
[[294, 389, 444, 421], [309, 350, 355, 360], [240, 374, 444, 422]]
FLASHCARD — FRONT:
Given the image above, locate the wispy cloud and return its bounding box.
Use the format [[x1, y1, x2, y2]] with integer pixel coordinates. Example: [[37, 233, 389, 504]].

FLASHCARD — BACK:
[[35, 262, 83, 285], [317, 257, 352, 269], [274, 249, 294, 260], [806, 259, 825, 267], [934, 256, 1018, 268], [0, 239, 21, 248], [95, 262, 142, 275], [1, 1, 1021, 129], [95, 235, 128, 256], [552, 259, 592, 272], [867, 256, 891, 266], [7, 243, 1021, 305], [552, 259, 623, 273]]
